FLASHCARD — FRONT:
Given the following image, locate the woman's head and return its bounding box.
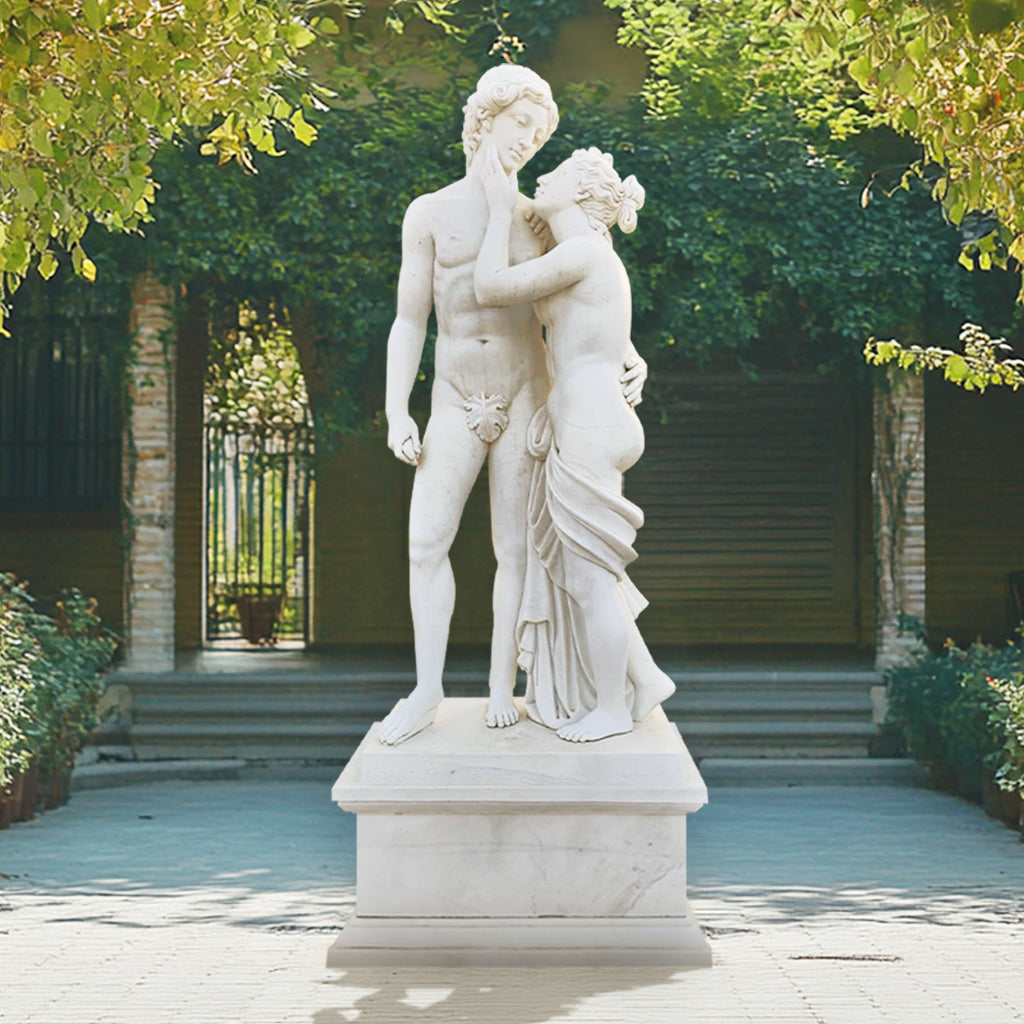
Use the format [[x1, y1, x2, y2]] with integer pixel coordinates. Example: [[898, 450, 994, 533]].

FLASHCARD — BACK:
[[571, 147, 645, 235], [463, 66, 559, 170], [534, 147, 645, 235]]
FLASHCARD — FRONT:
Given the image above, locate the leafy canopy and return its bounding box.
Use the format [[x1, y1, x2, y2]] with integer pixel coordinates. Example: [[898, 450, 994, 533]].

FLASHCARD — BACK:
[[798, 0, 1024, 282], [0, 0, 468, 334]]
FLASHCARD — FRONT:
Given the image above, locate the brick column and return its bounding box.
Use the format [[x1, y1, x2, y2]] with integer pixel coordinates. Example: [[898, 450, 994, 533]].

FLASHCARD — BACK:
[[122, 275, 176, 672], [873, 366, 926, 670]]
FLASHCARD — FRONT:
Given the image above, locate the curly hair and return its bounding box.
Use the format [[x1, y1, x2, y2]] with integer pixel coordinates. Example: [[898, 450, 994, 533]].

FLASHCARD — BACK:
[[570, 147, 645, 236], [462, 65, 559, 168]]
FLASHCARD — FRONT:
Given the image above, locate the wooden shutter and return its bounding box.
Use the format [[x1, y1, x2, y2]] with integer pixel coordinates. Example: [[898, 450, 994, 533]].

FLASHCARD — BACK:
[[626, 373, 861, 644]]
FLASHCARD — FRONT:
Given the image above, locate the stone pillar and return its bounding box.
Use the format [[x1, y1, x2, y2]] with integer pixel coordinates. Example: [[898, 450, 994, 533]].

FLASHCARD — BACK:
[[872, 366, 926, 670], [122, 275, 176, 672]]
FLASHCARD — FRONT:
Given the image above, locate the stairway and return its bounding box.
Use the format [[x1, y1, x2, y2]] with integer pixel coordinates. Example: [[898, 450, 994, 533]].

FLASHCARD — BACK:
[[117, 652, 883, 765]]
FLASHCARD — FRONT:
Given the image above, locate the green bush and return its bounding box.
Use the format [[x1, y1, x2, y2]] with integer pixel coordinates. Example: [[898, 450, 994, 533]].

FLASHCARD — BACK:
[[0, 574, 119, 787], [988, 676, 1024, 796], [886, 640, 1024, 799], [0, 580, 37, 789]]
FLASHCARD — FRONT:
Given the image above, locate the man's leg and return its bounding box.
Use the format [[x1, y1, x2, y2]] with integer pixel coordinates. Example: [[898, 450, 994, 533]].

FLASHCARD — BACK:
[[485, 387, 540, 727], [378, 393, 487, 745]]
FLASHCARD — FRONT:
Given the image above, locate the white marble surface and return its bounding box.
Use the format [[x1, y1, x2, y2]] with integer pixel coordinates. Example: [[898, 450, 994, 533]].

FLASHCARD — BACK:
[[355, 811, 688, 918], [378, 67, 652, 746], [330, 698, 711, 966], [339, 698, 705, 807]]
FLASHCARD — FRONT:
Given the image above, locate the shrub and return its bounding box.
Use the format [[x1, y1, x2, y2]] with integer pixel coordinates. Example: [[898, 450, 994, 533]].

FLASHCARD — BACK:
[[989, 676, 1024, 796], [0, 574, 119, 786], [886, 640, 1024, 800], [0, 576, 40, 789]]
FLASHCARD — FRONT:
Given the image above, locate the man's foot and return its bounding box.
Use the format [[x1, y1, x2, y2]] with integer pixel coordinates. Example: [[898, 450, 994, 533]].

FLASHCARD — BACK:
[[557, 707, 633, 743], [485, 692, 520, 728], [377, 689, 442, 745], [632, 667, 676, 721]]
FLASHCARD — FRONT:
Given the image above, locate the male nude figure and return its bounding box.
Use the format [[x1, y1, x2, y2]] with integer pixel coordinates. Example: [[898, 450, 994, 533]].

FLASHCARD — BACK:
[[378, 67, 645, 745]]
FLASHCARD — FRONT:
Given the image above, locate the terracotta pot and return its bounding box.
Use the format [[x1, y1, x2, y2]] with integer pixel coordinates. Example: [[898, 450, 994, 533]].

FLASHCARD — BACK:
[[41, 768, 73, 810], [983, 780, 1004, 819], [928, 762, 957, 793], [15, 765, 38, 822], [235, 593, 284, 645], [0, 785, 14, 829]]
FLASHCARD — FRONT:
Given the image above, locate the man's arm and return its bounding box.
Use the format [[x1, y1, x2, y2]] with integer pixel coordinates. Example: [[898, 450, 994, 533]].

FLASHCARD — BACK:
[[385, 197, 434, 465]]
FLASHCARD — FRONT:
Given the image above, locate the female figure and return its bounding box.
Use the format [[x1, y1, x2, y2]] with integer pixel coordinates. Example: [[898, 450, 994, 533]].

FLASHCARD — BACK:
[[474, 146, 675, 742]]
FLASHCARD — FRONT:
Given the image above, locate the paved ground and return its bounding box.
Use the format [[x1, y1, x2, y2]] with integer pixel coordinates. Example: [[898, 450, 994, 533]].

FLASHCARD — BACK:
[[1, 765, 1022, 1024]]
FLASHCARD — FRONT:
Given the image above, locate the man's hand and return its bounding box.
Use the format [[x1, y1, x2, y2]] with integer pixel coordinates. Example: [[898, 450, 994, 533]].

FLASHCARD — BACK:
[[621, 351, 647, 407], [524, 202, 555, 251], [388, 413, 422, 466]]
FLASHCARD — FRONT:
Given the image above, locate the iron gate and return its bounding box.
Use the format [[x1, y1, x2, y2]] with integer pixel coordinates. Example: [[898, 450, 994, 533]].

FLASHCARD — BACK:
[[205, 423, 313, 644]]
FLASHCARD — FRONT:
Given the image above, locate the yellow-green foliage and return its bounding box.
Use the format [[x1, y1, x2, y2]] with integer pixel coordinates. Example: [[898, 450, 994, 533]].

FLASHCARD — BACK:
[[865, 322, 1024, 391], [0, 0, 333, 332]]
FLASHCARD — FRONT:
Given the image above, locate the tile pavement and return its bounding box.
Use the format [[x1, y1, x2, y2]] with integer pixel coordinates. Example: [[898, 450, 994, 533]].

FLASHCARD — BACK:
[[1, 765, 1022, 1024]]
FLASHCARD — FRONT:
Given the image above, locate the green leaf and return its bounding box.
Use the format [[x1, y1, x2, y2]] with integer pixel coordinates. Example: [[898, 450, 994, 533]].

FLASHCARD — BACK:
[[848, 54, 871, 85], [905, 36, 927, 64], [81, 0, 102, 32], [37, 251, 58, 280], [946, 354, 969, 382], [290, 109, 316, 145], [892, 60, 916, 98], [282, 22, 316, 48], [28, 120, 52, 157], [899, 106, 918, 131]]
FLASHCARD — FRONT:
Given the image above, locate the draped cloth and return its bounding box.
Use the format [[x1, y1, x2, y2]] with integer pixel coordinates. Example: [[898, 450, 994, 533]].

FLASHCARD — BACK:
[[516, 406, 649, 730]]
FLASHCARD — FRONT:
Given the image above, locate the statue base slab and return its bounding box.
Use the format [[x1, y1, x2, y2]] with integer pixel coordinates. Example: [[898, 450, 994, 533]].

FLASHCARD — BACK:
[[328, 697, 711, 968]]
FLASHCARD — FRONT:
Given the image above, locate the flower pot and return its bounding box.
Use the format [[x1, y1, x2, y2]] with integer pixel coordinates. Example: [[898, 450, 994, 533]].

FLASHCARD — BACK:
[[0, 785, 15, 829], [15, 765, 39, 822], [983, 780, 1004, 819], [235, 593, 284, 646], [41, 768, 72, 810], [928, 761, 957, 793]]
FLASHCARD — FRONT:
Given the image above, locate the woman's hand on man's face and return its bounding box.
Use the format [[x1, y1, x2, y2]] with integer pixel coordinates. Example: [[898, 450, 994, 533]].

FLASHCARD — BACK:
[[481, 146, 519, 215]]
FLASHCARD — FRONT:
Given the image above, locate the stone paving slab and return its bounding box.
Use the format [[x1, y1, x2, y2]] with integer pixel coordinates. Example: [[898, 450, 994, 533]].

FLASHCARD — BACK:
[[1, 768, 1022, 1023]]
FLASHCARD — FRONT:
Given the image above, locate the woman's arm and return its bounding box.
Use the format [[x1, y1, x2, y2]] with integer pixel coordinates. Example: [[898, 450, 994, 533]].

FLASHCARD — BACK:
[[473, 148, 590, 308]]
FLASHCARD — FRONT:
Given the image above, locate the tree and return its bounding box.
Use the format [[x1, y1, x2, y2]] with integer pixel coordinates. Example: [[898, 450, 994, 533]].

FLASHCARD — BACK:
[[798, 1, 1024, 280], [608, 0, 1024, 389], [0, 0, 464, 333], [606, 0, 865, 128], [612, 2, 1024, 281]]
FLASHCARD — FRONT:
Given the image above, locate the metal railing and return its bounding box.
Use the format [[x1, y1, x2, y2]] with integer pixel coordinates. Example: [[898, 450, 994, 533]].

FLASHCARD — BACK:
[[205, 424, 313, 644]]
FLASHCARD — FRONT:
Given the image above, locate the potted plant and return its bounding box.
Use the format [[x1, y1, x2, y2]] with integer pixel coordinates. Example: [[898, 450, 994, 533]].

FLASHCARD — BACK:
[[31, 588, 118, 806], [0, 575, 118, 813], [234, 587, 284, 646]]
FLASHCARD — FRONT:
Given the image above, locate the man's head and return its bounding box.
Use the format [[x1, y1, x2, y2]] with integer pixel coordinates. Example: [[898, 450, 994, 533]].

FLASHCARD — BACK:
[[462, 66, 559, 172]]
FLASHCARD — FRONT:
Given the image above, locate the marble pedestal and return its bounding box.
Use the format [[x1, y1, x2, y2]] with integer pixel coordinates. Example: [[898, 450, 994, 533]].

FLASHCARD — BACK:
[[328, 697, 711, 967]]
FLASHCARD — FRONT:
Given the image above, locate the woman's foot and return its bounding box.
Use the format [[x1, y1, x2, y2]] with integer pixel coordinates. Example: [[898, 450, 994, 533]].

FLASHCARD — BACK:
[[632, 667, 676, 721], [377, 688, 442, 745], [557, 707, 633, 743]]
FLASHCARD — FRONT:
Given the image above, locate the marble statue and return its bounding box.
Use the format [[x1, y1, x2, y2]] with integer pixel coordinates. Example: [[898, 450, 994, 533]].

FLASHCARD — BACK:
[[473, 145, 675, 742], [379, 67, 648, 745]]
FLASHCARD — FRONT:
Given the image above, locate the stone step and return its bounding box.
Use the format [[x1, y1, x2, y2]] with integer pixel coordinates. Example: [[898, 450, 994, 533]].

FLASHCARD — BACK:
[[131, 692, 873, 722], [698, 757, 929, 788], [120, 662, 880, 763]]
